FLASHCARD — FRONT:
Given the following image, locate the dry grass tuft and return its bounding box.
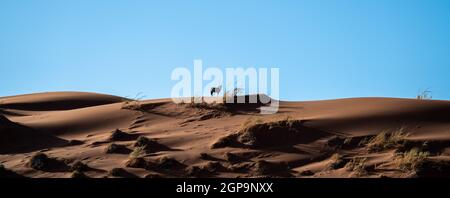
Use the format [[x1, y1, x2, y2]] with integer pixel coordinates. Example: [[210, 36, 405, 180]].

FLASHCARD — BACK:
[[70, 170, 88, 178], [70, 161, 89, 172], [395, 148, 429, 172], [121, 93, 146, 111], [130, 146, 147, 158], [367, 127, 409, 152], [241, 117, 264, 129], [105, 143, 130, 154], [125, 157, 148, 169], [345, 157, 368, 175], [211, 118, 309, 149], [328, 153, 348, 169]]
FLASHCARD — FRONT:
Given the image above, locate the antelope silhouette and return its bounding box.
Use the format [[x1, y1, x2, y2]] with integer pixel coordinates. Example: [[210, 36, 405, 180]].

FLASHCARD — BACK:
[[210, 85, 222, 96]]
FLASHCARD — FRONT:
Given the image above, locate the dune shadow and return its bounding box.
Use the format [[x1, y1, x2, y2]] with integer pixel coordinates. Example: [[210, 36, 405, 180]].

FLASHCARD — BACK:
[[0, 115, 68, 154]]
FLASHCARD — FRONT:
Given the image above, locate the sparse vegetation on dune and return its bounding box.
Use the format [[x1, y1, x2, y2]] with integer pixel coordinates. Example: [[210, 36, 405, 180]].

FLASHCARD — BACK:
[[224, 152, 242, 164], [241, 117, 264, 129], [181, 93, 270, 111], [125, 157, 148, 169], [134, 136, 153, 147], [204, 161, 224, 172], [107, 129, 138, 141], [133, 136, 168, 152], [186, 165, 213, 177], [28, 153, 69, 172], [70, 170, 88, 178], [156, 157, 185, 170], [253, 160, 289, 175], [185, 100, 227, 111], [2, 91, 450, 178], [28, 153, 51, 170], [105, 143, 130, 154], [238, 119, 303, 147], [108, 168, 137, 178], [417, 89, 432, 100], [125, 136, 178, 169], [130, 146, 147, 158], [345, 157, 368, 176], [366, 127, 409, 152], [212, 117, 318, 149], [121, 92, 146, 111], [328, 153, 349, 170], [395, 148, 429, 172], [70, 160, 89, 172], [211, 135, 236, 149], [121, 100, 143, 111]]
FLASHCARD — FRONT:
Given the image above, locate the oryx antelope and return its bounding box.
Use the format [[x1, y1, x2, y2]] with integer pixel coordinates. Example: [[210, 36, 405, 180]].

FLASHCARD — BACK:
[[210, 85, 222, 96]]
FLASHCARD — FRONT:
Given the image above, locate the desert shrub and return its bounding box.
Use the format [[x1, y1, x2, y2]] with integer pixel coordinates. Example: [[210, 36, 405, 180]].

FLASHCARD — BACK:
[[345, 157, 368, 175], [186, 166, 212, 177], [238, 119, 304, 147], [241, 117, 263, 129], [125, 157, 148, 169], [240, 119, 304, 146], [130, 146, 147, 158], [70, 161, 89, 172], [109, 168, 137, 178], [417, 89, 432, 100], [395, 148, 429, 171], [121, 100, 143, 111], [70, 170, 88, 178], [204, 161, 223, 172], [109, 168, 123, 177], [211, 118, 309, 149], [344, 137, 353, 145], [211, 134, 238, 149], [181, 95, 230, 111], [224, 152, 242, 164], [133, 136, 169, 153], [29, 153, 50, 170], [121, 92, 146, 111], [253, 160, 289, 175], [135, 136, 152, 147], [328, 154, 348, 169], [367, 128, 409, 151], [28, 153, 69, 172], [105, 143, 130, 154], [108, 129, 137, 141], [156, 157, 185, 169]]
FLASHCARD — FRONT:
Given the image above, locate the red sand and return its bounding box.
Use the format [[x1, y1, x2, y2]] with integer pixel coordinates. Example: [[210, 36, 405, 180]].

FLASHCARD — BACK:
[[1, 92, 449, 178]]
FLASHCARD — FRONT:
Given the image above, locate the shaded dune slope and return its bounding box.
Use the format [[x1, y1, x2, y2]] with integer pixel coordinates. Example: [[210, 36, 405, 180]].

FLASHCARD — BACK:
[[0, 115, 68, 154]]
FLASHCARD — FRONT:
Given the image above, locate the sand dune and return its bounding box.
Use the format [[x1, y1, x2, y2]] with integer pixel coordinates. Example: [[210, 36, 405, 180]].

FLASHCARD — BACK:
[[0, 92, 124, 111], [0, 114, 67, 154], [0, 92, 449, 178]]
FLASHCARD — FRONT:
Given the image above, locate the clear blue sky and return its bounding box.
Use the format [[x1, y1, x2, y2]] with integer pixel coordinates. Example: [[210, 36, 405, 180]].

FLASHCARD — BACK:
[[1, 0, 449, 100]]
